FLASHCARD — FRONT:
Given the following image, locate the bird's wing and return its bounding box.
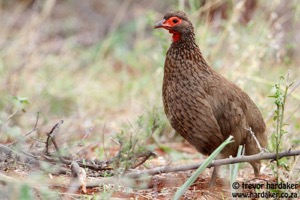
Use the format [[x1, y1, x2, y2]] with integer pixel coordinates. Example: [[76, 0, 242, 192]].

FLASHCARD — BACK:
[[205, 76, 267, 151], [163, 80, 225, 155]]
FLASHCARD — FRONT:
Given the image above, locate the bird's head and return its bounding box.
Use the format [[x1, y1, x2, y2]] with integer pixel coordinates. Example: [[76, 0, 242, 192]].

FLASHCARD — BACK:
[[154, 11, 194, 42]]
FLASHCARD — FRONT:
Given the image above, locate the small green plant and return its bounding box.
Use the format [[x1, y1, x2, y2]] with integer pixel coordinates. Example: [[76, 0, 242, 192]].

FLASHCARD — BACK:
[[0, 96, 30, 142], [12, 96, 29, 113], [269, 72, 294, 182], [112, 108, 165, 176], [19, 184, 34, 200]]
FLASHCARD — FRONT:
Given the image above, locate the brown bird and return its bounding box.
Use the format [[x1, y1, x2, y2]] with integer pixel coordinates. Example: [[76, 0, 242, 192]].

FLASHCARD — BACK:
[[154, 11, 267, 183]]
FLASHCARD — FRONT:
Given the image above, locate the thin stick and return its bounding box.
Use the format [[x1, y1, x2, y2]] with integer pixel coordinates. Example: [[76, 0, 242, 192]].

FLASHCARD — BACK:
[[102, 122, 108, 160], [45, 120, 64, 155], [24, 111, 40, 137], [245, 127, 265, 152]]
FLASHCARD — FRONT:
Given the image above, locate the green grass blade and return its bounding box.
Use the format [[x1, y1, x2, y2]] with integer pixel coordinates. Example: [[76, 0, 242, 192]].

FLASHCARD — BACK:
[[230, 145, 243, 194], [173, 135, 234, 200]]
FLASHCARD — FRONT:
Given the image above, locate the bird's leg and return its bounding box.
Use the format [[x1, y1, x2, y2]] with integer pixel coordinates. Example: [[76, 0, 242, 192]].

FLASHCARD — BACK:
[[250, 161, 261, 177], [209, 165, 220, 187]]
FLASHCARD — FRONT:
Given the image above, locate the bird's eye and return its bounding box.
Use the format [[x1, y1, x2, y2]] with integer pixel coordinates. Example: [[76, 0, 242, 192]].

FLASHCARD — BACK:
[[172, 19, 179, 23]]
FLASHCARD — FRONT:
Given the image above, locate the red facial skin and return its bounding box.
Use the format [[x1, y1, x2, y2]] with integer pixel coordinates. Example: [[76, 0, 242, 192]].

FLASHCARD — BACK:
[[154, 17, 182, 42]]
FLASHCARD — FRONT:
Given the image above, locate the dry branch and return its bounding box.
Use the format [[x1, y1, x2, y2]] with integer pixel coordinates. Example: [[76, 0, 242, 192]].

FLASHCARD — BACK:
[[86, 149, 300, 187], [0, 143, 69, 175], [132, 151, 157, 169], [0, 144, 39, 166], [45, 120, 64, 155], [68, 161, 87, 194], [42, 155, 112, 171]]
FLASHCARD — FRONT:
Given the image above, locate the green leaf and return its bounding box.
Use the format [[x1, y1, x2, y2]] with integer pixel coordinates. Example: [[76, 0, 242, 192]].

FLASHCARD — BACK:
[[13, 96, 29, 105]]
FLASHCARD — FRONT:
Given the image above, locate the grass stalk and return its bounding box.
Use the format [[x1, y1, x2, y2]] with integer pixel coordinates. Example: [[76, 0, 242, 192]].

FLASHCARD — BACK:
[[173, 135, 234, 200], [230, 145, 243, 194]]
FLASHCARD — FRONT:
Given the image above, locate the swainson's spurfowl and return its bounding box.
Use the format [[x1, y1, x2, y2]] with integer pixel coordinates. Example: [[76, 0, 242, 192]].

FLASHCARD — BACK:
[[154, 10, 266, 184]]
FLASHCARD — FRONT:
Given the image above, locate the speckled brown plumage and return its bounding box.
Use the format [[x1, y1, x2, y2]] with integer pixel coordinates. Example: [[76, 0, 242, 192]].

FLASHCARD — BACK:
[[155, 11, 267, 177]]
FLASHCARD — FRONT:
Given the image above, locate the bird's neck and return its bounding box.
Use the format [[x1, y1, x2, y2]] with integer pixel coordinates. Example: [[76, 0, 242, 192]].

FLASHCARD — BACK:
[[166, 35, 211, 76], [171, 31, 196, 44], [168, 37, 205, 63]]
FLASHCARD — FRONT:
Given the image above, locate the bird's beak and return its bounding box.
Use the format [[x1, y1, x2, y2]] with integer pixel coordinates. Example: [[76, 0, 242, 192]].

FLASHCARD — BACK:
[[154, 19, 167, 29]]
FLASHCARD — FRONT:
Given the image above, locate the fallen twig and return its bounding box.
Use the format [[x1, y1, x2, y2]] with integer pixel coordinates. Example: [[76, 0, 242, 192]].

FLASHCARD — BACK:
[[68, 161, 87, 194], [0, 144, 67, 175], [128, 150, 300, 178], [132, 151, 157, 169], [42, 155, 113, 171], [86, 149, 300, 187], [0, 144, 39, 166], [45, 120, 64, 155]]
